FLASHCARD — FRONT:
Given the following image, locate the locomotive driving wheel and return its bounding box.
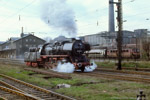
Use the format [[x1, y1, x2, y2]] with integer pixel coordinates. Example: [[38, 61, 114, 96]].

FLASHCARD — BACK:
[[31, 62, 38, 67]]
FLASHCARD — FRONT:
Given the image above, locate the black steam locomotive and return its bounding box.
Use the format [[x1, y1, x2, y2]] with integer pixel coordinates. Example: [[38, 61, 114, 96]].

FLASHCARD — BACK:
[[24, 38, 91, 72]]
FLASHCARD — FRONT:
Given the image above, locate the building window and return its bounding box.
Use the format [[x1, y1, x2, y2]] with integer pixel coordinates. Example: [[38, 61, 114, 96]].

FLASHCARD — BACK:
[[26, 39, 28, 42], [26, 44, 28, 47], [33, 39, 36, 42], [30, 39, 32, 41]]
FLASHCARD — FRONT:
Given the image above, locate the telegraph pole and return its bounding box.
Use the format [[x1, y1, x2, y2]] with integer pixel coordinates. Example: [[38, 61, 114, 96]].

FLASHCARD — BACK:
[[116, 0, 123, 70], [109, 0, 123, 70]]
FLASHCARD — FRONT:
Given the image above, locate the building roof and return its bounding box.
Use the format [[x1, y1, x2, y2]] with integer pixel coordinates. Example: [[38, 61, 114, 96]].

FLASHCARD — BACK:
[[53, 36, 67, 42], [13, 34, 45, 42], [0, 33, 45, 46], [0, 41, 9, 45], [0, 41, 4, 44], [9, 37, 20, 41]]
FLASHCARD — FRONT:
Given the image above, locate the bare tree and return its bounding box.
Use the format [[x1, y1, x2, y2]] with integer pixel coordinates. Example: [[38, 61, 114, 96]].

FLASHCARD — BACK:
[[142, 40, 150, 60]]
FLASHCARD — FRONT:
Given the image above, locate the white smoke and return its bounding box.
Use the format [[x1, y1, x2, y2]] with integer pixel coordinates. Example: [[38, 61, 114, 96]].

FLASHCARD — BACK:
[[84, 61, 97, 72], [41, 0, 77, 37], [54, 62, 75, 73], [43, 37, 53, 43]]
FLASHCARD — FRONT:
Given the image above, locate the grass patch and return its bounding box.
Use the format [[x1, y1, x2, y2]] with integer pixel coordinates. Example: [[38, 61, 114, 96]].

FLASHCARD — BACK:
[[56, 82, 150, 100], [0, 63, 150, 99], [0, 65, 51, 86], [96, 61, 150, 68], [96, 61, 116, 68]]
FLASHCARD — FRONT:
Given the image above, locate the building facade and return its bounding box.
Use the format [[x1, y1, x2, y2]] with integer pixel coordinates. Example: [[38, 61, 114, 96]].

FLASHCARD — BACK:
[[0, 33, 45, 59], [80, 29, 148, 49]]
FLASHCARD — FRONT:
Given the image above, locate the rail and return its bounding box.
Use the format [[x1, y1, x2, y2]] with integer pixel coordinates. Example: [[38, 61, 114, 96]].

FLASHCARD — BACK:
[[0, 74, 75, 100], [0, 86, 39, 100], [77, 71, 150, 84]]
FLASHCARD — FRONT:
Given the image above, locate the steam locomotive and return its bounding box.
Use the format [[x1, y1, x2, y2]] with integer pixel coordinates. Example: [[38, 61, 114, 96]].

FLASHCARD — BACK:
[[24, 38, 91, 72]]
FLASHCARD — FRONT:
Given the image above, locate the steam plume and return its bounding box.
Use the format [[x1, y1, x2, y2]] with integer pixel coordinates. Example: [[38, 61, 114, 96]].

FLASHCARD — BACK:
[[41, 0, 77, 37], [84, 61, 97, 72], [43, 37, 52, 43], [53, 62, 75, 73]]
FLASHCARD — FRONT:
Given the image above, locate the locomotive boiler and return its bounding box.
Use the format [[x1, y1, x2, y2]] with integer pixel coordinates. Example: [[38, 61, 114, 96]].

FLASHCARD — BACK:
[[24, 38, 91, 72]]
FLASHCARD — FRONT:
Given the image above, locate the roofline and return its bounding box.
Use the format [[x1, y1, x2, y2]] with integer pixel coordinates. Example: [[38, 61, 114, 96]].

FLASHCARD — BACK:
[[0, 48, 16, 52], [79, 30, 135, 37], [0, 41, 10, 45], [14, 34, 46, 42]]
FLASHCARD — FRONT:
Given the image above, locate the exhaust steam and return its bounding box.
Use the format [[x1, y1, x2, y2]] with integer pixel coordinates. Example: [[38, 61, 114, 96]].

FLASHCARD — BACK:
[[84, 61, 97, 72], [53, 62, 75, 73], [53, 61, 97, 73]]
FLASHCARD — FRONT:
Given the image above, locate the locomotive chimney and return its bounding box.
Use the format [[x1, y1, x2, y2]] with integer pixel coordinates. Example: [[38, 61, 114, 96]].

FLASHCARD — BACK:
[[109, 0, 115, 33]]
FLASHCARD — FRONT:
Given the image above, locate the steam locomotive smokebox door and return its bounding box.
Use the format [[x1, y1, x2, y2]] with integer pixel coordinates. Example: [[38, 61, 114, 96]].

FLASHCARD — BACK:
[[72, 40, 85, 55]]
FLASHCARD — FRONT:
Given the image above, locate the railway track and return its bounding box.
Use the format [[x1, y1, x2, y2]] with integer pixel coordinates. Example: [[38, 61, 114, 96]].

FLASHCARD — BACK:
[[24, 68, 72, 79], [76, 70, 150, 84], [22, 66, 150, 84], [0, 85, 38, 100], [0, 74, 75, 100], [97, 67, 150, 71], [25, 67, 150, 84], [96, 68, 150, 76]]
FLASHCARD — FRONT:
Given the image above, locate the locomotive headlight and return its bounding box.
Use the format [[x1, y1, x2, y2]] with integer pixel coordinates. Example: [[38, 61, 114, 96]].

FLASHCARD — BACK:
[[77, 63, 82, 67]]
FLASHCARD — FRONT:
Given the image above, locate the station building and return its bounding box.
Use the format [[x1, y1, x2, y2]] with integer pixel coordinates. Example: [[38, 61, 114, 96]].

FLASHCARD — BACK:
[[0, 33, 45, 59]]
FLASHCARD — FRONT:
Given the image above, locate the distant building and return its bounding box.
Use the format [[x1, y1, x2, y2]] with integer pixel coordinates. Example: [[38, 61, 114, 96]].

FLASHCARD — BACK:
[[134, 29, 147, 38], [0, 33, 45, 59], [79, 29, 148, 49], [53, 36, 67, 42], [79, 31, 116, 48]]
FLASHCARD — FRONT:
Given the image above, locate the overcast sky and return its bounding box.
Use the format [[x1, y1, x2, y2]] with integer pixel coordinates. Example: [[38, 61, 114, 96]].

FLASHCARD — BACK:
[[0, 0, 150, 41]]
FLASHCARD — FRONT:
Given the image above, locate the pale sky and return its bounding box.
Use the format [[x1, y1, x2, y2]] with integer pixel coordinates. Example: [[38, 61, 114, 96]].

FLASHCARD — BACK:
[[0, 0, 150, 41]]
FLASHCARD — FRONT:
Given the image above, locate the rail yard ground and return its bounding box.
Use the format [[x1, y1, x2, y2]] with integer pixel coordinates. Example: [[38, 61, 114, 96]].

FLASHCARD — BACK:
[[0, 62, 150, 100], [96, 60, 150, 69]]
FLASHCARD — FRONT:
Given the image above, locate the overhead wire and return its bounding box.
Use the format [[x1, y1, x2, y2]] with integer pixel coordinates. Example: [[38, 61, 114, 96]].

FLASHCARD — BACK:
[[0, 0, 37, 25], [76, 7, 108, 19], [122, 0, 150, 30], [0, 0, 38, 34], [0, 0, 149, 35], [78, 0, 150, 33], [75, 0, 135, 30]]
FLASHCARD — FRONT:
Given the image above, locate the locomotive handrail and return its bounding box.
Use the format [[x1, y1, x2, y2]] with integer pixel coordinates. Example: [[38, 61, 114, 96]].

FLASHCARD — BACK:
[[41, 55, 69, 58]]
